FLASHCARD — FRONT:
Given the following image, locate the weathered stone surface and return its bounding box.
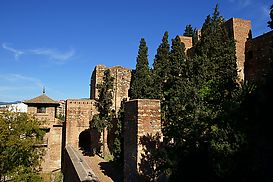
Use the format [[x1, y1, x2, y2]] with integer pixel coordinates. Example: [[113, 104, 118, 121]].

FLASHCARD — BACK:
[[62, 17, 273, 181], [90, 65, 131, 112], [25, 94, 62, 173], [41, 125, 62, 172], [245, 31, 273, 84], [65, 99, 97, 148], [124, 99, 162, 181], [184, 18, 254, 83], [64, 65, 131, 160], [63, 145, 99, 182], [225, 18, 252, 82], [179, 36, 193, 51]]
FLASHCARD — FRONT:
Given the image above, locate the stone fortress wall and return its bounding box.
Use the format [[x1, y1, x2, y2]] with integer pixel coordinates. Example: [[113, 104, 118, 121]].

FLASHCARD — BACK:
[[62, 17, 273, 180], [65, 65, 131, 149], [65, 99, 97, 148], [124, 99, 162, 181], [180, 18, 273, 84], [245, 31, 273, 83], [90, 64, 132, 112]]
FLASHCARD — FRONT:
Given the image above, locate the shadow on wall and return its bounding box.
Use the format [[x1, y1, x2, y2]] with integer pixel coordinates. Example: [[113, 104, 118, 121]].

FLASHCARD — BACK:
[[99, 160, 123, 182], [139, 133, 169, 182]]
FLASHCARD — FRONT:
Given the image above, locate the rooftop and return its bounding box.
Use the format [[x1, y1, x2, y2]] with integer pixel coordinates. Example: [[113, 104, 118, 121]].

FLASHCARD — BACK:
[[24, 94, 59, 105]]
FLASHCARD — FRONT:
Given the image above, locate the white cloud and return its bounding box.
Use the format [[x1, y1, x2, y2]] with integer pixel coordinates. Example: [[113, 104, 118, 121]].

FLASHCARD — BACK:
[[1, 43, 75, 62], [29, 48, 75, 61], [2, 43, 24, 60]]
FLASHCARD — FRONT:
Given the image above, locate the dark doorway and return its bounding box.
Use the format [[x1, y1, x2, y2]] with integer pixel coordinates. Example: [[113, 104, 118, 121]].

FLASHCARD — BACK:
[[90, 128, 101, 156], [79, 129, 91, 155]]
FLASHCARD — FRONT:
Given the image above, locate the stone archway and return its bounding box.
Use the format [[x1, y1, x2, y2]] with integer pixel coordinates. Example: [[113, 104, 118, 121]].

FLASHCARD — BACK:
[[79, 129, 91, 155]]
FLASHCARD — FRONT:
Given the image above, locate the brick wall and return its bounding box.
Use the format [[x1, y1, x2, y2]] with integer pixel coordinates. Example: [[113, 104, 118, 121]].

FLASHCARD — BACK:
[[27, 105, 56, 125], [245, 30, 273, 83], [225, 18, 252, 82], [27, 104, 62, 172], [65, 99, 97, 148], [90, 65, 131, 112], [110, 66, 132, 111], [124, 99, 161, 181], [41, 125, 62, 172], [90, 65, 106, 99]]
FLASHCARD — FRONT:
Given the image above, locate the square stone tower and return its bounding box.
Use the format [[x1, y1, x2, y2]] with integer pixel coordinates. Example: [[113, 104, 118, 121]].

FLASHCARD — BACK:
[[90, 65, 131, 112], [24, 92, 62, 172], [224, 18, 252, 82]]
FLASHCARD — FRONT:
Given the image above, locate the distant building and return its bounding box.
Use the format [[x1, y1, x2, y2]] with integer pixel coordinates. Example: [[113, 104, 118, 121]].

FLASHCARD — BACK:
[[8, 102, 28, 112], [0, 101, 27, 113], [24, 90, 63, 173], [57, 100, 66, 118]]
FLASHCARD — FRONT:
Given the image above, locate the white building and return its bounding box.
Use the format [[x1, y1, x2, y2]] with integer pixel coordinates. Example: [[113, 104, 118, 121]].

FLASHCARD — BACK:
[[0, 102, 28, 112]]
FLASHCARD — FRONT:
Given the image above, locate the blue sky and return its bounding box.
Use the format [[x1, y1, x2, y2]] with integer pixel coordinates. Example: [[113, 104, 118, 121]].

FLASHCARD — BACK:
[[0, 0, 271, 102]]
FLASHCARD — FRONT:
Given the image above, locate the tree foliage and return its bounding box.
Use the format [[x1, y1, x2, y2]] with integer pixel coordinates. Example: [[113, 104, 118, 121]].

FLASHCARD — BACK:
[[112, 99, 126, 166], [126, 3, 273, 182], [90, 69, 114, 157], [152, 31, 170, 100], [0, 111, 45, 181], [235, 7, 273, 180], [183, 24, 194, 37], [130, 38, 153, 99], [158, 5, 245, 181], [161, 35, 187, 137], [91, 69, 114, 131]]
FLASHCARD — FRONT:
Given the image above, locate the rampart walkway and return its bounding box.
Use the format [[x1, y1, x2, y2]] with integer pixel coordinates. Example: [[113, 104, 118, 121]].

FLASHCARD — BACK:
[[63, 145, 99, 182], [63, 145, 121, 182]]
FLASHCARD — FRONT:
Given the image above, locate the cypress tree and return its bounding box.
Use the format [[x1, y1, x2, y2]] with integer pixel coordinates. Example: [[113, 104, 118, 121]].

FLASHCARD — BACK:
[[162, 35, 187, 139], [192, 28, 199, 46], [192, 4, 242, 180], [152, 31, 170, 100], [94, 69, 114, 128], [161, 5, 243, 181], [183, 24, 194, 37], [112, 99, 126, 166], [161, 36, 209, 181], [130, 38, 152, 99], [196, 4, 238, 94], [91, 69, 114, 157]]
